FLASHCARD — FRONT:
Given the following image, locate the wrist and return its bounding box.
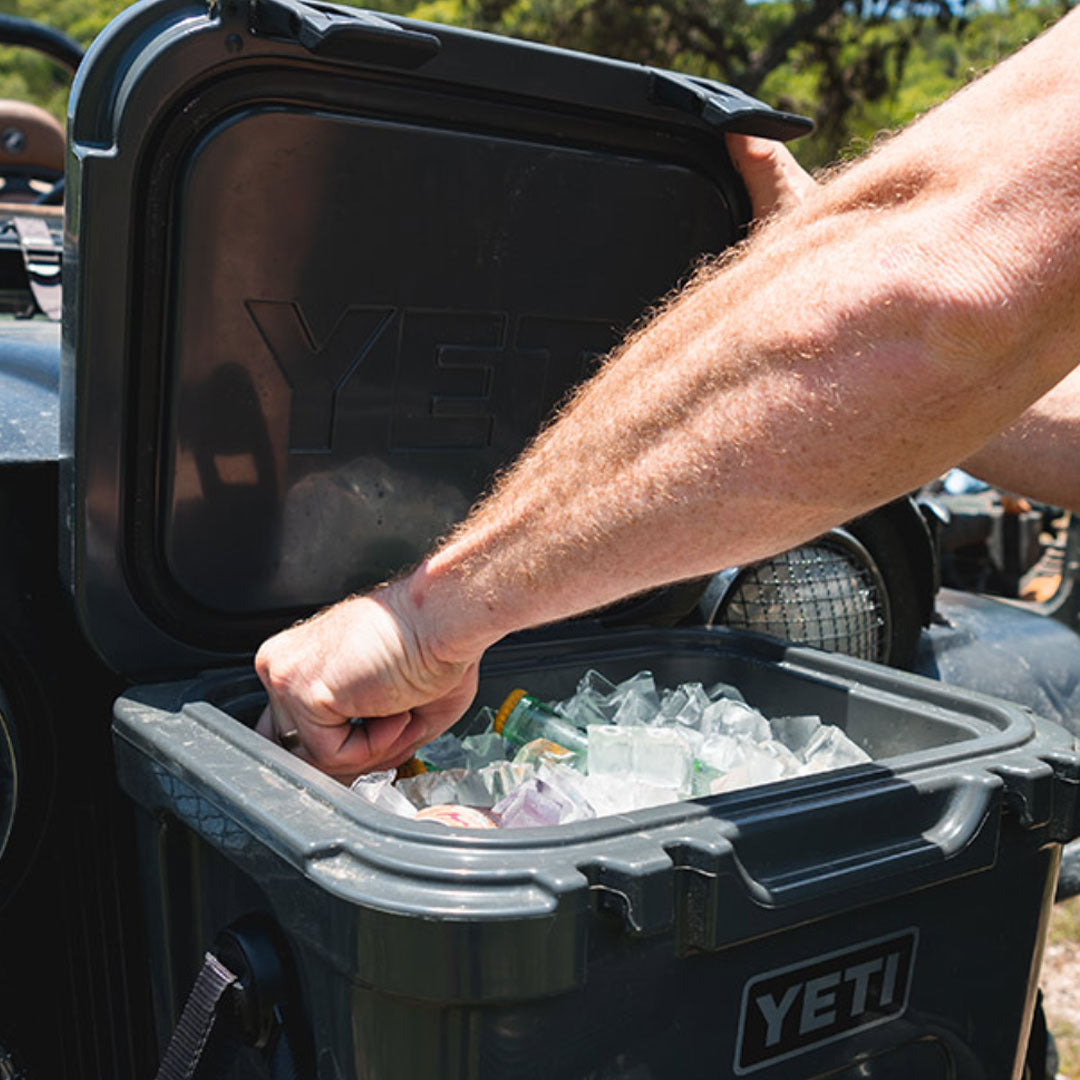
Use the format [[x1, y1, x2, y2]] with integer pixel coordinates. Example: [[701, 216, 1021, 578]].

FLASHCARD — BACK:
[[393, 549, 509, 667]]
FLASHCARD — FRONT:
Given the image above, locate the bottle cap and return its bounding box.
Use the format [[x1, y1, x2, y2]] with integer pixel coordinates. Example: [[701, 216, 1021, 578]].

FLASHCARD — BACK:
[[493, 688, 529, 735]]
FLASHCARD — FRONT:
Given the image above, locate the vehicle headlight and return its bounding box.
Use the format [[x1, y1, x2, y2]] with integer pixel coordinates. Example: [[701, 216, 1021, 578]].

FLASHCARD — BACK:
[[702, 529, 893, 664]]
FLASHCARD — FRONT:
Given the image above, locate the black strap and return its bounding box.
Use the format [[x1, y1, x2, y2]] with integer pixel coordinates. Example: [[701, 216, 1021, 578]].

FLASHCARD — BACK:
[[11, 214, 61, 321], [154, 952, 240, 1080]]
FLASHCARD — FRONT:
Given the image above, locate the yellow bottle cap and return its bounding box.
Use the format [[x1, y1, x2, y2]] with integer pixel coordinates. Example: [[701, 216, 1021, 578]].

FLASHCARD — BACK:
[[395, 756, 428, 778], [493, 688, 529, 735]]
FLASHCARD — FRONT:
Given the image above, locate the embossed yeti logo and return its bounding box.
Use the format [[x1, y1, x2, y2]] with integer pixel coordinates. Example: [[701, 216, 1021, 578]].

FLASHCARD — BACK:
[[247, 300, 614, 453]]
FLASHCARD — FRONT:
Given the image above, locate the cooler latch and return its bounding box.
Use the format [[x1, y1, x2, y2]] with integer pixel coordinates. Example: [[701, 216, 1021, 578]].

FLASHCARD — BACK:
[[648, 70, 812, 142], [249, 0, 440, 67]]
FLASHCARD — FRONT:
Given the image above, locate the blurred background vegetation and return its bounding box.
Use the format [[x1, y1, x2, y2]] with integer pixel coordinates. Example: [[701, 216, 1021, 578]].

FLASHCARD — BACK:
[[0, 0, 1072, 167]]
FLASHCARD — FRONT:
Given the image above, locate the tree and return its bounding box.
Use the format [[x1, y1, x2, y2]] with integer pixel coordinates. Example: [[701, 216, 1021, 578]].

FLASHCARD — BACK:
[[0, 0, 1069, 163], [400, 0, 1069, 166], [0, 0, 127, 121]]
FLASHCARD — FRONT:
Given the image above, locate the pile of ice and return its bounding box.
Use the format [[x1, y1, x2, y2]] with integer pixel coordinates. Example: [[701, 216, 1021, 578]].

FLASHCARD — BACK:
[[349, 669, 871, 828]]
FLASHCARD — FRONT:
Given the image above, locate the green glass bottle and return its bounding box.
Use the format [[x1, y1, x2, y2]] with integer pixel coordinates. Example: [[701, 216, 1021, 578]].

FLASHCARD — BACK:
[[492, 689, 589, 757]]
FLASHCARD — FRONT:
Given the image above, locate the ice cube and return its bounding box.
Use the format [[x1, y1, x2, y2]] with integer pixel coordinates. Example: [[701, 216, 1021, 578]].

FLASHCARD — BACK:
[[536, 763, 597, 820], [461, 705, 497, 736], [588, 725, 634, 775], [758, 738, 803, 778], [695, 732, 748, 773], [576, 669, 619, 700], [415, 733, 467, 771], [673, 683, 712, 729], [579, 773, 682, 815], [462, 732, 509, 770], [800, 725, 871, 772], [770, 715, 823, 756], [351, 768, 397, 787], [454, 769, 498, 807], [706, 679, 747, 704], [349, 770, 418, 818], [397, 769, 469, 809], [709, 753, 787, 794], [560, 670, 619, 727], [476, 761, 535, 803], [610, 671, 660, 712], [658, 682, 711, 728], [493, 775, 590, 828], [612, 692, 657, 727], [659, 687, 689, 721], [672, 724, 705, 758], [466, 708, 494, 734], [701, 699, 771, 741], [629, 727, 694, 795]]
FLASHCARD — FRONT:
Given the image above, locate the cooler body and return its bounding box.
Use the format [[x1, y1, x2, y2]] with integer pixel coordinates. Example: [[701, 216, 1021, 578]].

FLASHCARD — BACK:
[[114, 628, 1080, 1079]]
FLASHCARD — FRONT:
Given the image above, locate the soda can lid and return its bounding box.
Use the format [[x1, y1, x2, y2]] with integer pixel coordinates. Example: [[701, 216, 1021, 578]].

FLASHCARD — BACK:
[[415, 804, 498, 829]]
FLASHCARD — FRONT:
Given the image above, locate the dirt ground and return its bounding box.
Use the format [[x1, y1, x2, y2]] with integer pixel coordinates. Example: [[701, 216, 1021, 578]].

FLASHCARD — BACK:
[[1042, 897, 1080, 1076]]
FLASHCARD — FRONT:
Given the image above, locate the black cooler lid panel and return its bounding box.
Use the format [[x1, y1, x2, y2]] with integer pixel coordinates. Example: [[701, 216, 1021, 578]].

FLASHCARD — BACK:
[[62, 0, 811, 677]]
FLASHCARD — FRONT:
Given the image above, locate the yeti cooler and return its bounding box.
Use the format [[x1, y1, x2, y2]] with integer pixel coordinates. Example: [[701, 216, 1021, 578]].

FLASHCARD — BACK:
[[63, 1, 1079, 1078]]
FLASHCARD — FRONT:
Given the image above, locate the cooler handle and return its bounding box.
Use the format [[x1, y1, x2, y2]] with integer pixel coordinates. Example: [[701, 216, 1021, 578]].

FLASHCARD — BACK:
[[252, 0, 441, 68], [667, 770, 1002, 949]]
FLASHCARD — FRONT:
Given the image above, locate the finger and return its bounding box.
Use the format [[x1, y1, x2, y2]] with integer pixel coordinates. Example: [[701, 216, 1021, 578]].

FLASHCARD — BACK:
[[726, 133, 816, 220], [300, 711, 415, 775], [316, 735, 428, 784], [363, 721, 444, 775], [362, 664, 480, 769], [255, 703, 305, 751], [255, 705, 275, 740]]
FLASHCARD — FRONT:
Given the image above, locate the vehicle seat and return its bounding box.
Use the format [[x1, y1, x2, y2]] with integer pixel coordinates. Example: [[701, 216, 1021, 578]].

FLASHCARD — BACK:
[[0, 100, 64, 204]]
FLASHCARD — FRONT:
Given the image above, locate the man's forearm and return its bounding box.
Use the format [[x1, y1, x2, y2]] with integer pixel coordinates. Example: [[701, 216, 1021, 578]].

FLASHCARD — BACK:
[[409, 11, 1080, 662], [962, 366, 1080, 510]]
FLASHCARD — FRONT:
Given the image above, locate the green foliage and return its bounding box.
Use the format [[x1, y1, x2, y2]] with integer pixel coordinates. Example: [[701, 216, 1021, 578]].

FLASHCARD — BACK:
[[0, 0, 130, 44], [761, 0, 1072, 167], [0, 0, 1069, 165], [390, 0, 1075, 167], [0, 0, 128, 121]]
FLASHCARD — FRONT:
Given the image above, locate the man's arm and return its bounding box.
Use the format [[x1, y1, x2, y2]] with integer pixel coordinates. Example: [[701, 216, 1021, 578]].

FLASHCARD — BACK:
[[257, 10, 1080, 778], [962, 365, 1080, 510], [731, 131, 1080, 514]]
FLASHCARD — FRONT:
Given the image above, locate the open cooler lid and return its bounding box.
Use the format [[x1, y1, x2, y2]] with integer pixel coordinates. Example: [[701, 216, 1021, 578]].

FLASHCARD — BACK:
[[62, 0, 811, 678]]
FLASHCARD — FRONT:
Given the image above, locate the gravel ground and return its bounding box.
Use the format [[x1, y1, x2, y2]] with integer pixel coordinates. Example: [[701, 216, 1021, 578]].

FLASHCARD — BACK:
[[1042, 898, 1080, 1077]]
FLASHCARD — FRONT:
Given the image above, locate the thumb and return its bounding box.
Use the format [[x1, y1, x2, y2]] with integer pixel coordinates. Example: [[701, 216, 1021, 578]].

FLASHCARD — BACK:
[[726, 133, 817, 220]]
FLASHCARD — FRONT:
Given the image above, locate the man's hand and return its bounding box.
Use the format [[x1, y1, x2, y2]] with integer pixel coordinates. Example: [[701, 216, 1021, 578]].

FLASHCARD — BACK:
[[254, 583, 481, 781], [725, 133, 817, 220]]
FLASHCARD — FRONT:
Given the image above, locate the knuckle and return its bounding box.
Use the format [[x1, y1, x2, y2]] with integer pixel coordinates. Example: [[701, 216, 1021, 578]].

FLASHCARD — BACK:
[[260, 656, 302, 702], [307, 677, 339, 717]]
